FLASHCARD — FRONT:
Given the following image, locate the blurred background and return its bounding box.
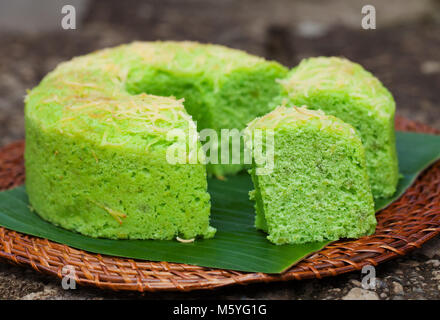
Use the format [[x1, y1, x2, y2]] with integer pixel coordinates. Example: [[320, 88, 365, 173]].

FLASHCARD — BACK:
[[0, 0, 440, 147]]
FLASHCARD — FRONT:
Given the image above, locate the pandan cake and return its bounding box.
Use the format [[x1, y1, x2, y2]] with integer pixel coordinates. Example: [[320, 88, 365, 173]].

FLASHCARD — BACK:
[[244, 106, 376, 245], [278, 57, 398, 199]]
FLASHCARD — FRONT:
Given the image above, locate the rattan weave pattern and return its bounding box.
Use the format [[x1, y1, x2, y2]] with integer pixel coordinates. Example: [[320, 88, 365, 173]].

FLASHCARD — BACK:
[[0, 116, 439, 292]]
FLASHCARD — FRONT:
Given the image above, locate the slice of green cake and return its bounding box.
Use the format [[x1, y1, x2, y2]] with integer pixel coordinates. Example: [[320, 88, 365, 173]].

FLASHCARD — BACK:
[[244, 105, 376, 245], [124, 41, 288, 177], [277, 57, 398, 199]]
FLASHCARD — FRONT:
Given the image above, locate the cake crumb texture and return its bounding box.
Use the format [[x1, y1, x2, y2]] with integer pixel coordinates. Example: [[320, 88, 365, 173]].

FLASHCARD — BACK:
[[245, 106, 376, 244]]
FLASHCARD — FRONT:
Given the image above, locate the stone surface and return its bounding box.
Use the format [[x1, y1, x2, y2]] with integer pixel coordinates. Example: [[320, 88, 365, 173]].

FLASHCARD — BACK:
[[342, 288, 379, 300], [419, 237, 440, 259], [349, 280, 362, 287], [1, 0, 440, 300], [392, 282, 404, 295], [426, 260, 440, 267]]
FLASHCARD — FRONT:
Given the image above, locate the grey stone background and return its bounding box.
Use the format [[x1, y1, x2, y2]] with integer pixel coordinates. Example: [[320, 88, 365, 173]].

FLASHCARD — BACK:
[[0, 0, 440, 300]]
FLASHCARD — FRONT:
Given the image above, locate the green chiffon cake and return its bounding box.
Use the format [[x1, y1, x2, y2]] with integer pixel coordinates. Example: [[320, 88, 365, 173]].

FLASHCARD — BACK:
[[245, 106, 376, 245], [278, 57, 399, 199]]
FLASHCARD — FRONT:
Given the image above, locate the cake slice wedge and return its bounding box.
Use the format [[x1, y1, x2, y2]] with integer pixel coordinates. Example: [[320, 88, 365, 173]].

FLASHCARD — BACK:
[[244, 105, 376, 245]]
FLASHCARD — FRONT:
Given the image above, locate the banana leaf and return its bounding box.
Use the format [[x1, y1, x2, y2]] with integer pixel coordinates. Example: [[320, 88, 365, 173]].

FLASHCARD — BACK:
[[0, 131, 439, 273]]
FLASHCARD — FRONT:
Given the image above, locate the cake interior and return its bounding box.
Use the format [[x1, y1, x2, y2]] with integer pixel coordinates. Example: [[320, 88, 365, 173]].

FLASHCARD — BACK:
[[126, 62, 286, 176], [247, 107, 376, 244], [279, 91, 397, 200]]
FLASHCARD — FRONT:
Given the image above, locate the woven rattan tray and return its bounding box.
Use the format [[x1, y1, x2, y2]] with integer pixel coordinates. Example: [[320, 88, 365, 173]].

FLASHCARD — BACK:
[[0, 116, 439, 292]]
